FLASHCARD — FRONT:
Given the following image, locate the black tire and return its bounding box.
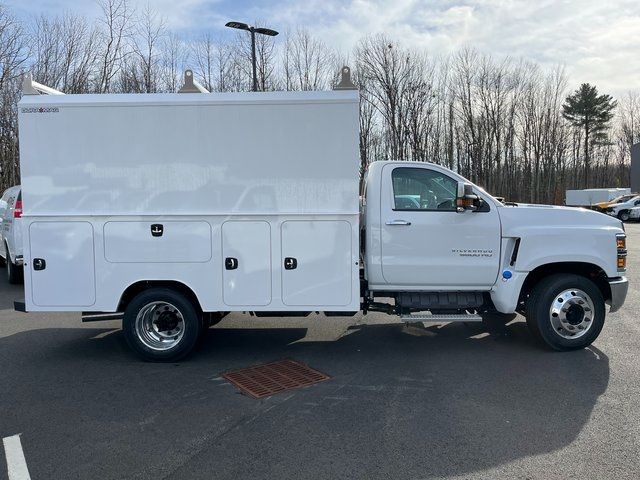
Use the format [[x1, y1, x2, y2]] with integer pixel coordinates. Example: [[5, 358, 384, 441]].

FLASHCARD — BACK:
[[525, 274, 605, 351], [618, 210, 630, 222], [6, 246, 23, 285], [123, 288, 202, 362]]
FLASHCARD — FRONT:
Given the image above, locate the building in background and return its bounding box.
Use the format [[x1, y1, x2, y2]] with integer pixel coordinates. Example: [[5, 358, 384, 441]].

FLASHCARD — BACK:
[[632, 143, 640, 193]]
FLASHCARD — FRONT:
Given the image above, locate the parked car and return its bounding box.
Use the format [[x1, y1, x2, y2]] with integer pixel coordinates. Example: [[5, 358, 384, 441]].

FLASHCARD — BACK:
[[628, 206, 640, 222], [606, 195, 640, 221], [594, 194, 638, 212], [0, 185, 23, 284]]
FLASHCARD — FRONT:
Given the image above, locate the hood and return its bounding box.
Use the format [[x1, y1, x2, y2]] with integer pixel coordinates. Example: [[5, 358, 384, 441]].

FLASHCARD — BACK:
[[498, 203, 623, 234]]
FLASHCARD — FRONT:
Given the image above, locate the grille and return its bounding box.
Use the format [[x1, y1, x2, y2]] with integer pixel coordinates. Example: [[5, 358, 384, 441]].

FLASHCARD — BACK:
[[222, 359, 330, 399]]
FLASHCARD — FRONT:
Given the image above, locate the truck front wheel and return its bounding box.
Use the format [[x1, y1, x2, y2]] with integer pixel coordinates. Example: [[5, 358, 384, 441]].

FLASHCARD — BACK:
[[123, 288, 202, 361], [618, 210, 630, 222], [525, 274, 605, 351]]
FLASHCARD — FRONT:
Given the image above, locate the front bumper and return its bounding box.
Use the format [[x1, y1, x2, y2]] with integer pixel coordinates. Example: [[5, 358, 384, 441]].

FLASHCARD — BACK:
[[608, 277, 628, 313]]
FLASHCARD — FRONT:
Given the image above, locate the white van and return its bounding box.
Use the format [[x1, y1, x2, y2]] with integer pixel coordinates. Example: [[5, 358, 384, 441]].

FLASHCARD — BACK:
[[15, 69, 628, 361], [0, 185, 23, 284]]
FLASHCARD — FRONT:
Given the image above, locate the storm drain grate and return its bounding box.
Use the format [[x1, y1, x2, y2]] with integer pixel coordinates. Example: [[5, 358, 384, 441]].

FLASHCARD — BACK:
[[222, 359, 330, 398]]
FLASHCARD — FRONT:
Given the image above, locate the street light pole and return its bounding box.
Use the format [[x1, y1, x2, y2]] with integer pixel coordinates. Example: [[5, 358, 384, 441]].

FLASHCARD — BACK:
[[225, 21, 279, 92], [250, 28, 257, 92]]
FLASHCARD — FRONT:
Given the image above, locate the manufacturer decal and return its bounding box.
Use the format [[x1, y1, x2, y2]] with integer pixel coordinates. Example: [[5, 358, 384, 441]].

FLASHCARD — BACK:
[[21, 107, 59, 114], [452, 248, 494, 258]]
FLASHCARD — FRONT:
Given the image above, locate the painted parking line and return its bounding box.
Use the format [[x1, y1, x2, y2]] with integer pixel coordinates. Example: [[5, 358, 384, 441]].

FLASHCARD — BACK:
[[2, 434, 31, 480]]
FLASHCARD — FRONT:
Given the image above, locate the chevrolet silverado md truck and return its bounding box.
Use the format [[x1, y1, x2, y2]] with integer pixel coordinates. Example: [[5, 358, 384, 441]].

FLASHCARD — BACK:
[[16, 68, 628, 361]]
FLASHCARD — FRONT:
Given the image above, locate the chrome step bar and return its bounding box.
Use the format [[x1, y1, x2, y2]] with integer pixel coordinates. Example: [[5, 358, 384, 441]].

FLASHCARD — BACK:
[[400, 313, 483, 322]]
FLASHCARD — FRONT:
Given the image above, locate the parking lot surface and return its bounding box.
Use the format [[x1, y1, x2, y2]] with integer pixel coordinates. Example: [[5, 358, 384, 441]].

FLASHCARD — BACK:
[[1, 225, 640, 480]]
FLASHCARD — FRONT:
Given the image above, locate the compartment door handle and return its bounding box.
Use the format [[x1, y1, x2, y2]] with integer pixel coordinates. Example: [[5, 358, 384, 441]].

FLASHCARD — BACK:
[[225, 257, 238, 270], [33, 258, 46, 271], [284, 257, 297, 270]]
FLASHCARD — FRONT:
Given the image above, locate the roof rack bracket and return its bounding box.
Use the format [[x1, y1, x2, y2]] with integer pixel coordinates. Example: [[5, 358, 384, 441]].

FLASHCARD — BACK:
[[178, 70, 209, 93], [22, 73, 64, 95], [334, 66, 357, 90]]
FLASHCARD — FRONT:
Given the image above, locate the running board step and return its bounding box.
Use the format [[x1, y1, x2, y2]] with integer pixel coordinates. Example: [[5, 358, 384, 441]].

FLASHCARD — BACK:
[[400, 313, 483, 322]]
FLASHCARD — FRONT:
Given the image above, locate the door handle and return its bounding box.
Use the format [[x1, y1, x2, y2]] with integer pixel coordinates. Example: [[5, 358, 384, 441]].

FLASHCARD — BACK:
[[385, 219, 412, 226], [225, 257, 238, 270], [33, 258, 46, 271], [284, 257, 297, 270]]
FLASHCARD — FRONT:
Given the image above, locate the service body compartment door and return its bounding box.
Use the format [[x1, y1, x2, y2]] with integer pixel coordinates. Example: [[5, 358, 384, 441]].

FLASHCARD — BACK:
[[29, 222, 96, 307], [104, 221, 211, 263], [281, 220, 352, 306], [221, 221, 271, 306]]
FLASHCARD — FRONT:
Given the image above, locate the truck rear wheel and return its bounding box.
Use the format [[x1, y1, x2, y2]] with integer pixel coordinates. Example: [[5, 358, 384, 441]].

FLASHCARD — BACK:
[[525, 274, 605, 351], [123, 288, 202, 361]]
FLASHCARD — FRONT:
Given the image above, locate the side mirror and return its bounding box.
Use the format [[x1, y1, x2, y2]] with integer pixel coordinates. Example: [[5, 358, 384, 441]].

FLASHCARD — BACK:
[[456, 182, 481, 212]]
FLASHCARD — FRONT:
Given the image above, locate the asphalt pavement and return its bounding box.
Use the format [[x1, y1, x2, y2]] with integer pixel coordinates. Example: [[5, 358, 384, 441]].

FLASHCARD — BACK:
[[1, 225, 639, 479]]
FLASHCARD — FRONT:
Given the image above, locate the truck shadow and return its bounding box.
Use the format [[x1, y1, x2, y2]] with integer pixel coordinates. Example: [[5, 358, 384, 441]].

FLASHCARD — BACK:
[[0, 320, 609, 480]]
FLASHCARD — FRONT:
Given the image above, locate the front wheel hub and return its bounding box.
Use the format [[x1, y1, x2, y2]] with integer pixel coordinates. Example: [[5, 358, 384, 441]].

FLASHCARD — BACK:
[[549, 289, 595, 339]]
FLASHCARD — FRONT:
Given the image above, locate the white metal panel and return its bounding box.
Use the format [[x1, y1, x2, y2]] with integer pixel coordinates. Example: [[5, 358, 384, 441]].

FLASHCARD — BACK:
[[104, 221, 211, 263], [281, 220, 352, 306], [29, 222, 95, 307], [222, 221, 271, 306], [18, 91, 359, 217]]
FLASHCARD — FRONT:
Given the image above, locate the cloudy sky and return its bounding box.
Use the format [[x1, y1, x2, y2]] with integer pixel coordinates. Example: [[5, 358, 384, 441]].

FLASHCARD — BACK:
[[5, 0, 640, 95]]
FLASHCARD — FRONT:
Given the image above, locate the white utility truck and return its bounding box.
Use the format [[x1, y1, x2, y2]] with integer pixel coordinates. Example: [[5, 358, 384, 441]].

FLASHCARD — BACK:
[[16, 69, 628, 361], [565, 188, 631, 208]]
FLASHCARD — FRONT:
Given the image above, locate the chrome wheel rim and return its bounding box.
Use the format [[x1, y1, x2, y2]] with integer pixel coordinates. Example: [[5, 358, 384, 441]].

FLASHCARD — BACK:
[[135, 301, 185, 351], [549, 289, 595, 340]]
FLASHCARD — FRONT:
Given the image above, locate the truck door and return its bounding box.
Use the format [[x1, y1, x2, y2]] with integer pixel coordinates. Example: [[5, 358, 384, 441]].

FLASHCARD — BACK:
[[221, 221, 272, 306], [281, 220, 352, 306], [29, 222, 96, 307], [380, 165, 501, 288]]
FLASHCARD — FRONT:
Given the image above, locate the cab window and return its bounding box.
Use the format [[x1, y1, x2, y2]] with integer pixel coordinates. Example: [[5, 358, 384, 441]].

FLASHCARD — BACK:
[[392, 167, 457, 211]]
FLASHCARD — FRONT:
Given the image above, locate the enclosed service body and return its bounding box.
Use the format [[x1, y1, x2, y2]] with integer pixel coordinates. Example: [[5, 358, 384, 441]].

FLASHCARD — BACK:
[[19, 89, 361, 313]]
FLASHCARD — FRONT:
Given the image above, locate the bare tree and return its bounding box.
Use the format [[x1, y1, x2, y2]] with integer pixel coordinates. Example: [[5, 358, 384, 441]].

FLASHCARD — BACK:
[[161, 32, 187, 92], [0, 5, 26, 191], [127, 4, 166, 93], [31, 13, 98, 93], [282, 28, 335, 91], [95, 0, 133, 93]]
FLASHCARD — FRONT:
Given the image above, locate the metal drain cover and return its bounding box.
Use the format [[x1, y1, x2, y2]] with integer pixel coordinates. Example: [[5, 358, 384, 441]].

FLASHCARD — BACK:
[[222, 359, 330, 398]]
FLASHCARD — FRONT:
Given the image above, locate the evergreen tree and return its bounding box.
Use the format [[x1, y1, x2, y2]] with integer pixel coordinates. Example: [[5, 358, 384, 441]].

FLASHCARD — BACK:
[[562, 83, 617, 187]]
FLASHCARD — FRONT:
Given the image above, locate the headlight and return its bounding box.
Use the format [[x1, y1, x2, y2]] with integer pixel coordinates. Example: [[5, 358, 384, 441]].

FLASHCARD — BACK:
[[616, 233, 627, 272]]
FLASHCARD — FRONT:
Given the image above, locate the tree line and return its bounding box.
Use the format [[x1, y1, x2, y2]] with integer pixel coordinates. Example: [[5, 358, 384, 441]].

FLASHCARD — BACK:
[[0, 0, 638, 203]]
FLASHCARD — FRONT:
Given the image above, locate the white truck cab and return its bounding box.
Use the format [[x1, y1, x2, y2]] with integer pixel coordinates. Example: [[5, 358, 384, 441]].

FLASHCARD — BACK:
[[15, 69, 628, 361]]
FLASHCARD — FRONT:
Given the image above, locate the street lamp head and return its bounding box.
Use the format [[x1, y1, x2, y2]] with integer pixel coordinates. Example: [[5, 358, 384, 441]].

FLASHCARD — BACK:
[[253, 27, 279, 36], [225, 21, 250, 31]]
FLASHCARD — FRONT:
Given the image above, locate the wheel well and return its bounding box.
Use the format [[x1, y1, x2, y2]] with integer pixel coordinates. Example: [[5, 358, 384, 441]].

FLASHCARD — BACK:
[[117, 280, 203, 313], [519, 262, 611, 305]]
